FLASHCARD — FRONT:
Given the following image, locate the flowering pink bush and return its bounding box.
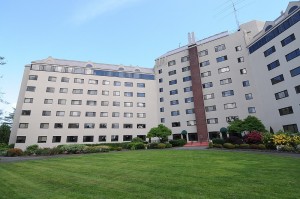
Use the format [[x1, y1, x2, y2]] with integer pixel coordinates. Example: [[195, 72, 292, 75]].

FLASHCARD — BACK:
[[244, 131, 263, 144]]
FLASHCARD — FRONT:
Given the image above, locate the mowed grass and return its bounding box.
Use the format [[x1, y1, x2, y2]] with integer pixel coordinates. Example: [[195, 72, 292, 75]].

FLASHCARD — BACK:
[[1, 150, 300, 199]]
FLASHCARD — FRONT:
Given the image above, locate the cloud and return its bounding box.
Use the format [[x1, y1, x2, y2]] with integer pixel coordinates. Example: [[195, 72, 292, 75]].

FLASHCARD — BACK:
[[71, 0, 141, 25]]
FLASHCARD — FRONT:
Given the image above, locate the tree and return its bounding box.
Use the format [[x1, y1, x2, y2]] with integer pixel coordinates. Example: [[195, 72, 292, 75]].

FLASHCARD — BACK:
[[227, 116, 266, 133], [0, 124, 11, 144], [227, 119, 244, 133], [147, 124, 172, 143], [1, 108, 15, 127]]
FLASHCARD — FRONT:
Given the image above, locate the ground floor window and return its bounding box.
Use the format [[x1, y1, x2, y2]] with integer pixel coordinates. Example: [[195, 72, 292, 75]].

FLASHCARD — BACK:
[[16, 136, 26, 143], [67, 136, 78, 143], [173, 134, 181, 140], [123, 135, 132, 142], [83, 136, 94, 142], [52, 136, 61, 143]]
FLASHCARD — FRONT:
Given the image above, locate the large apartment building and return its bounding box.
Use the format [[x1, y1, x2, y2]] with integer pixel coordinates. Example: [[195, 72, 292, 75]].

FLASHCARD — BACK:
[[10, 1, 300, 149]]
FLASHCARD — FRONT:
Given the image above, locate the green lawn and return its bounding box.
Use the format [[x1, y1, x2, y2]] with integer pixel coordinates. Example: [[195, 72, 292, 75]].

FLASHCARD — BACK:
[[0, 150, 300, 199]]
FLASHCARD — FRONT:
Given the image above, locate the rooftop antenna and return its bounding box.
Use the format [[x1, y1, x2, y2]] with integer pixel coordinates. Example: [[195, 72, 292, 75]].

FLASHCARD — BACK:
[[231, 0, 240, 29]]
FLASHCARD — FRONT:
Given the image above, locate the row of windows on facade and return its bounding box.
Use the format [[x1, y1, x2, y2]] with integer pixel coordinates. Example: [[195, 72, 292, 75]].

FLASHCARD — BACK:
[[21, 110, 146, 118], [263, 33, 296, 57], [29, 75, 146, 88], [18, 123, 147, 129], [275, 85, 300, 100], [270, 67, 300, 86], [15, 134, 147, 144], [26, 86, 146, 97], [165, 44, 243, 67], [24, 98, 147, 107]]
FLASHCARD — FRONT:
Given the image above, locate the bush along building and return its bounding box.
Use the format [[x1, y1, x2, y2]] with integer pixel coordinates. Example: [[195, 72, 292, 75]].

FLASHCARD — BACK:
[[10, 1, 300, 149]]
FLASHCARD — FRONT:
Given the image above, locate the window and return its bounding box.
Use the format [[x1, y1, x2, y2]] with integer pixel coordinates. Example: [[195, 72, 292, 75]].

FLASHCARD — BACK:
[[100, 112, 108, 117], [21, 110, 31, 116], [68, 123, 79, 128], [46, 87, 55, 93], [187, 120, 196, 126], [112, 123, 119, 129], [137, 124, 146, 129], [58, 99, 66, 105], [123, 135, 133, 142], [61, 77, 69, 83], [159, 88, 163, 92], [99, 136, 107, 142], [161, 118, 165, 123], [222, 90, 234, 97], [112, 112, 120, 117], [279, 106, 293, 116], [40, 123, 49, 129], [171, 111, 180, 116], [102, 90, 109, 96], [290, 66, 300, 77], [200, 60, 210, 67], [74, 78, 84, 84], [245, 93, 253, 100], [220, 78, 232, 85], [124, 92, 133, 97], [24, 98, 33, 103], [237, 57, 244, 63], [100, 123, 107, 129], [125, 82, 133, 87], [271, 74, 284, 85], [48, 76, 57, 82], [70, 111, 81, 117], [201, 71, 211, 77], [205, 105, 216, 112], [226, 116, 239, 123], [87, 100, 97, 106], [87, 90, 97, 95], [101, 101, 109, 106], [183, 76, 192, 82], [281, 34, 296, 47], [170, 89, 178, 95], [111, 135, 119, 142], [137, 113, 146, 118], [56, 111, 65, 116], [71, 100, 82, 105], [169, 80, 177, 85], [184, 97, 193, 104], [224, 103, 237, 109], [186, 109, 194, 114], [168, 60, 176, 66], [89, 79, 98, 84], [112, 91, 120, 96], [267, 60, 280, 71], [235, 45, 242, 51], [181, 56, 189, 62], [26, 86, 36, 92], [37, 136, 47, 143], [137, 83, 145, 88], [158, 69, 162, 74], [207, 118, 218, 124], [168, 70, 176, 76], [54, 123, 63, 129], [240, 68, 247, 74], [84, 123, 95, 129], [85, 112, 96, 117], [113, 101, 120, 106], [137, 93, 145, 97], [102, 80, 110, 85], [216, 56, 227, 63], [159, 78, 163, 83], [16, 136, 26, 143], [248, 107, 256, 113], [124, 102, 133, 107], [83, 136, 94, 142], [202, 82, 213, 88], [52, 136, 61, 143], [199, 49, 208, 57], [172, 122, 181, 127], [218, 66, 229, 74], [123, 124, 133, 129], [182, 66, 190, 72], [264, 46, 276, 57], [295, 85, 300, 94], [160, 97, 164, 102], [137, 102, 145, 107], [59, 88, 68, 93], [114, 81, 121, 86], [42, 111, 51, 116], [160, 107, 164, 112], [283, 124, 298, 133], [275, 90, 289, 100], [124, 112, 133, 118], [170, 100, 179, 105], [66, 136, 78, 143], [74, 68, 84, 74], [243, 80, 250, 87], [286, 49, 300, 61], [204, 93, 214, 100], [215, 44, 226, 52], [29, 75, 38, 80], [72, 89, 83, 94]]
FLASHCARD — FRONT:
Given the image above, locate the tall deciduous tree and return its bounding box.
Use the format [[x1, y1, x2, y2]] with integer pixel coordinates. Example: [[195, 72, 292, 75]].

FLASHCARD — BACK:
[[0, 124, 11, 144], [147, 124, 172, 143]]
